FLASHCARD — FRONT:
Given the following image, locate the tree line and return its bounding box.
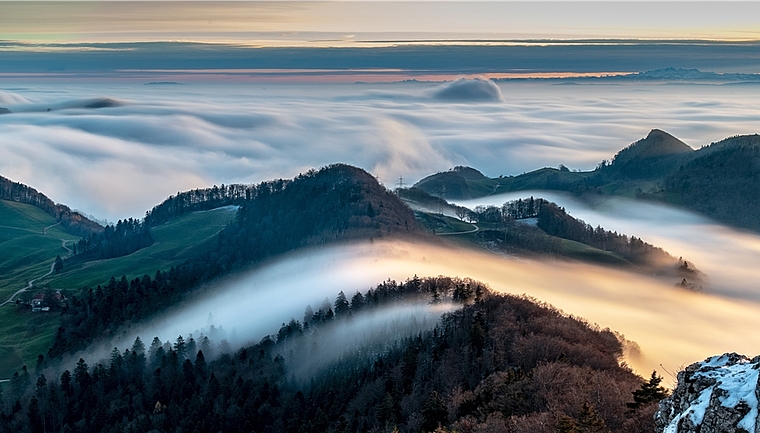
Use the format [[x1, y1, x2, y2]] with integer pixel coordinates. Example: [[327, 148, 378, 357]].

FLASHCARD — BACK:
[[72, 218, 153, 260], [143, 183, 261, 228], [469, 198, 674, 267], [0, 175, 102, 237], [2, 277, 664, 433]]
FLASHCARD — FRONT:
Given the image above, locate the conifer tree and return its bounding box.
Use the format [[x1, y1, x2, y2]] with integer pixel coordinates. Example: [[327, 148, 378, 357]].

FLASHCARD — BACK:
[[627, 371, 669, 410]]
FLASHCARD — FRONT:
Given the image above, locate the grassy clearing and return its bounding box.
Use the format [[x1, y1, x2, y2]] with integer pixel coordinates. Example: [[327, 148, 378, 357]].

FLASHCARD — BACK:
[[414, 212, 476, 235], [0, 308, 60, 378], [44, 206, 237, 290], [0, 200, 76, 299], [0, 204, 236, 378], [557, 239, 630, 266]]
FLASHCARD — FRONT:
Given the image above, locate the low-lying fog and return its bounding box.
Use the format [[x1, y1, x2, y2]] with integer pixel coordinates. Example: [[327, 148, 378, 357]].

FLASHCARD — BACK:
[[1, 80, 759, 221], [456, 192, 760, 303], [70, 234, 760, 384]]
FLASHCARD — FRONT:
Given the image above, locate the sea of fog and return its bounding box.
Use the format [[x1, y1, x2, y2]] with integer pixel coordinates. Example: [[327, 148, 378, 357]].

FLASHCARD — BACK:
[[1, 80, 759, 221], [67, 238, 760, 386], [4, 78, 760, 380]]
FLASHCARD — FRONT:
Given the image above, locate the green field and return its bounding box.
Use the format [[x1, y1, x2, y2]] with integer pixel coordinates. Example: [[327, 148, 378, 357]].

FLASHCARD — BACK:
[[46, 206, 237, 289], [0, 200, 78, 299], [557, 238, 630, 266], [0, 203, 237, 378], [414, 211, 477, 235]]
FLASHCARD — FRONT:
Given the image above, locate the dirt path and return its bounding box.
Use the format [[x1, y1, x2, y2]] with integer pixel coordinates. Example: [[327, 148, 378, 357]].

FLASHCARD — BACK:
[[436, 224, 479, 236], [0, 229, 75, 307], [42, 221, 61, 235]]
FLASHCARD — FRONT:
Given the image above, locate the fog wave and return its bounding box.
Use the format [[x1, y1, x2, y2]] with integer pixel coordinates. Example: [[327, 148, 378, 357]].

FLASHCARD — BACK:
[[57, 239, 760, 385], [432, 78, 504, 102], [1, 82, 758, 221]]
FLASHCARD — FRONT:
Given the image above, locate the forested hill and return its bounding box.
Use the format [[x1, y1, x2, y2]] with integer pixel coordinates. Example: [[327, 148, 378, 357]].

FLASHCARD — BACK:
[[6, 277, 663, 433], [48, 164, 426, 357], [181, 164, 424, 276], [0, 175, 102, 236], [414, 130, 760, 232]]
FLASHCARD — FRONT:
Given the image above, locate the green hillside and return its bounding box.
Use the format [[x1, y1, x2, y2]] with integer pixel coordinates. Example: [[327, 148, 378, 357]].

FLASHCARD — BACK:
[[0, 200, 76, 299], [0, 200, 80, 379], [0, 204, 237, 378], [46, 206, 237, 290]]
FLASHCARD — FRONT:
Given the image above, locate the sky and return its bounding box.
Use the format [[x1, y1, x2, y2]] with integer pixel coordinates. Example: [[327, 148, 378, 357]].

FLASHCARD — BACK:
[[1, 2, 760, 45]]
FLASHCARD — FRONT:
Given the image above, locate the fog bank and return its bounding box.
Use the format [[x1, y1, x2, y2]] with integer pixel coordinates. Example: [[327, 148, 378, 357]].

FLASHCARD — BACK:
[[1, 82, 758, 221], [61, 239, 760, 384]]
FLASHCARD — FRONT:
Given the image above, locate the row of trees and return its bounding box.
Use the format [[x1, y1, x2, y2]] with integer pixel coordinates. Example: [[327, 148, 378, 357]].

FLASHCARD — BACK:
[[468, 197, 548, 224], [73, 218, 153, 260], [467, 198, 674, 267], [143, 183, 263, 228], [2, 278, 664, 433], [0, 175, 102, 237]]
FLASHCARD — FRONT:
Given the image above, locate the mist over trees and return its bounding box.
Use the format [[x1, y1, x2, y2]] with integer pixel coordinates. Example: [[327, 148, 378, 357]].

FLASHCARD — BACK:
[[470, 198, 675, 267], [2, 277, 660, 433], [414, 132, 760, 233]]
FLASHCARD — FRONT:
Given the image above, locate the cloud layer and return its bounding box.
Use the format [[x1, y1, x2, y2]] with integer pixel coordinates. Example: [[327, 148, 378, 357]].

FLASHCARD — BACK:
[[63, 239, 760, 385], [432, 78, 504, 102], [0, 81, 758, 221]]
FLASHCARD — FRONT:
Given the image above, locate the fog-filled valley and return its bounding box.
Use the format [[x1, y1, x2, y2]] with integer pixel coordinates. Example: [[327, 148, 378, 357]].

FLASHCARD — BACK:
[[57, 236, 760, 383], [2, 81, 759, 221], [3, 76, 760, 432]]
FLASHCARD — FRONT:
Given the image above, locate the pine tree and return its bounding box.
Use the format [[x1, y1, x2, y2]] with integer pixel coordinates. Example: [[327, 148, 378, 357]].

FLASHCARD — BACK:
[[627, 371, 669, 410], [334, 291, 350, 317]]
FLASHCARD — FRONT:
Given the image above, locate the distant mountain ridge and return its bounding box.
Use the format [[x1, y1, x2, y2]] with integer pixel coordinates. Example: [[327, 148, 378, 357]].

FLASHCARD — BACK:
[[414, 130, 760, 232]]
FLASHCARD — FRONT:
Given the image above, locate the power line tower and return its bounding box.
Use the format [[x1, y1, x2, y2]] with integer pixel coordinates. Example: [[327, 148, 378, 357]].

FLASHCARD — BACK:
[[395, 175, 406, 190]]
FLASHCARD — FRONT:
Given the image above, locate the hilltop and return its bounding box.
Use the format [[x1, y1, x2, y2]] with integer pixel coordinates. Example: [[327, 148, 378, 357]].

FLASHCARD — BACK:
[[1, 164, 426, 375], [414, 130, 760, 232], [0, 175, 102, 237]]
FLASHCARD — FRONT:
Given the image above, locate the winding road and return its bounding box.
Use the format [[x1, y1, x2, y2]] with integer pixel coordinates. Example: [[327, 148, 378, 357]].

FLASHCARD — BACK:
[[436, 223, 479, 236], [0, 222, 74, 307]]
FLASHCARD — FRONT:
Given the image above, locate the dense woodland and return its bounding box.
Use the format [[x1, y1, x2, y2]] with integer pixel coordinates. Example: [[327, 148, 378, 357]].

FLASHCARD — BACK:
[[0, 175, 102, 237], [189, 164, 421, 277], [2, 277, 666, 433], [49, 164, 424, 358], [415, 131, 760, 232], [72, 219, 153, 260], [469, 198, 675, 268], [659, 135, 760, 230]]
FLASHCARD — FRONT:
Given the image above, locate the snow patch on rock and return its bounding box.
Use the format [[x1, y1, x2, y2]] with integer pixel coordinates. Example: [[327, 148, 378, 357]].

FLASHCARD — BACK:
[[656, 353, 760, 433]]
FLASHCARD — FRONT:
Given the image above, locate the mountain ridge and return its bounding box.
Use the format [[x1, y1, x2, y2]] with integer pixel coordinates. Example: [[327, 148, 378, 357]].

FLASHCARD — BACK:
[[413, 130, 760, 232]]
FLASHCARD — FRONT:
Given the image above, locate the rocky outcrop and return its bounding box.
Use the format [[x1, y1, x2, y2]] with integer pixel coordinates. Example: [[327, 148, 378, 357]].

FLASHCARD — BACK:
[[655, 353, 760, 433]]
